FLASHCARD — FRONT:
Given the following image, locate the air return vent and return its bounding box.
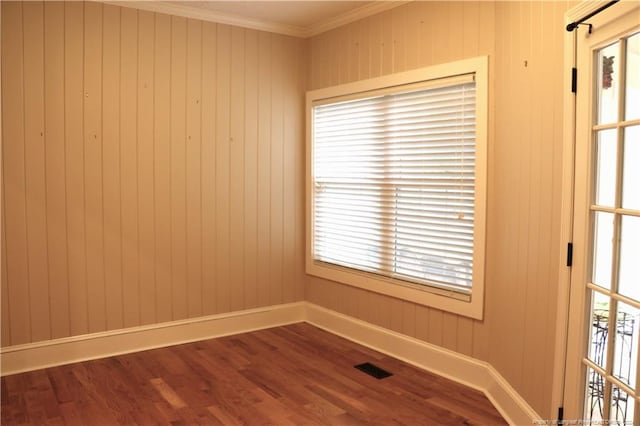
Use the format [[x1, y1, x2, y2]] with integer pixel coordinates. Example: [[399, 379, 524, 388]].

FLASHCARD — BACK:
[[354, 362, 393, 379]]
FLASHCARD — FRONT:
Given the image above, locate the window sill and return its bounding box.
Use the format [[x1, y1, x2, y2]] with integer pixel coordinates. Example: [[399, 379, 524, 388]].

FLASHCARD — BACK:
[[306, 259, 484, 320]]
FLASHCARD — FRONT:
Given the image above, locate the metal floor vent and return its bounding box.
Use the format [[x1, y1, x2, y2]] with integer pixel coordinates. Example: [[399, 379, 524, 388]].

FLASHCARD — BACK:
[[354, 362, 393, 379]]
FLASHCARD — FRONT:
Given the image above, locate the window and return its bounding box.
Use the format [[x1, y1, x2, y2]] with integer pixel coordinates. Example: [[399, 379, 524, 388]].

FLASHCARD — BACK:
[[306, 57, 488, 319]]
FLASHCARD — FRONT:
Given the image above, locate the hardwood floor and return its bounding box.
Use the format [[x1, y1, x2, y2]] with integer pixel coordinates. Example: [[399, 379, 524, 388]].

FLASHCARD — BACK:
[[1, 323, 507, 425]]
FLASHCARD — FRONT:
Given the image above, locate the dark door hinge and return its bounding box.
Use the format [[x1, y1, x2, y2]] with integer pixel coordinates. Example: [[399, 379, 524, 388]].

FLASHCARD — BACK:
[[571, 68, 577, 93], [566, 243, 573, 267], [558, 406, 564, 424]]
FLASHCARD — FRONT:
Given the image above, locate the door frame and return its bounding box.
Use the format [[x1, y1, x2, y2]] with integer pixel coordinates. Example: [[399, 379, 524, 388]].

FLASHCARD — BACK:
[[554, 1, 640, 421]]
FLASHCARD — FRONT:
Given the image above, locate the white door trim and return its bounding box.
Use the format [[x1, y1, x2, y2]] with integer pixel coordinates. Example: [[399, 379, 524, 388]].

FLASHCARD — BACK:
[[552, 1, 610, 418]]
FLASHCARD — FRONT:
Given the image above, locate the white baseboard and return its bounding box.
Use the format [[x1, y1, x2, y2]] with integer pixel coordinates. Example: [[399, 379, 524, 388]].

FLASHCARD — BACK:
[[305, 303, 540, 426], [0, 302, 306, 376], [1, 301, 539, 425]]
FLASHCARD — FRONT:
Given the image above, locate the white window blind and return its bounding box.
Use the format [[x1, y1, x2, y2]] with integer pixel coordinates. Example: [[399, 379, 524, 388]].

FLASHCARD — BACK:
[[311, 74, 476, 294]]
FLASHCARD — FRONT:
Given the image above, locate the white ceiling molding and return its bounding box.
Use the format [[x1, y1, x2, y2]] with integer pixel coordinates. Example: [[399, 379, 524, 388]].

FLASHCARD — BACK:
[[103, 1, 410, 39], [105, 1, 307, 37], [306, 1, 410, 38]]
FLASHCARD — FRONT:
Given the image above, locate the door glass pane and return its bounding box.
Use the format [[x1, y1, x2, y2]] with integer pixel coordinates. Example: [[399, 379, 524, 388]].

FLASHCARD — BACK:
[[610, 383, 633, 425], [613, 301, 639, 390], [593, 212, 615, 289], [598, 42, 620, 124], [580, 20, 640, 422], [595, 129, 618, 207], [586, 366, 606, 423], [626, 33, 640, 121], [618, 215, 640, 301], [589, 291, 611, 369], [622, 126, 640, 210]]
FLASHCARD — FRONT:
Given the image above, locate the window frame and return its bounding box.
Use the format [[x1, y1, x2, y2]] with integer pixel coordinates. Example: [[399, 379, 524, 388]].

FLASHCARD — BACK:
[[305, 56, 488, 320]]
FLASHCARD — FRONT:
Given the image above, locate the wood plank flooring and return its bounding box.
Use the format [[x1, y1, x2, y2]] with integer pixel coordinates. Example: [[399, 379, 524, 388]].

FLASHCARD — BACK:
[[1, 323, 507, 425]]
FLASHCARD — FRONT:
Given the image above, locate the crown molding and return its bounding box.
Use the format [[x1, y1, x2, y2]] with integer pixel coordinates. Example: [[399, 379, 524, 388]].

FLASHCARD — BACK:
[[104, 1, 308, 37], [102, 1, 410, 39], [305, 1, 410, 38]]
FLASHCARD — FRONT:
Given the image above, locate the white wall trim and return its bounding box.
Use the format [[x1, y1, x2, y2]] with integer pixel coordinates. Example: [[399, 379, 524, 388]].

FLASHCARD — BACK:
[[306, 1, 411, 38], [1, 301, 538, 424], [103, 1, 410, 39], [305, 303, 541, 426], [551, 3, 581, 418], [104, 1, 307, 38], [0, 302, 306, 376], [552, 0, 611, 417]]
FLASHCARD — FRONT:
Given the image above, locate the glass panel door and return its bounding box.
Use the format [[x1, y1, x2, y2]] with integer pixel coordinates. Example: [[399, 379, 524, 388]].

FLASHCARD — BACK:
[[582, 31, 640, 426], [563, 3, 640, 423]]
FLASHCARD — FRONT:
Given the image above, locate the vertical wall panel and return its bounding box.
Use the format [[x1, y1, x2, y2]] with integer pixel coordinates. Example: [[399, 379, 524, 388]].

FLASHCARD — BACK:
[[520, 1, 569, 413], [516, 2, 533, 390], [243, 29, 259, 309], [369, 14, 382, 78], [120, 7, 140, 328], [200, 21, 217, 315], [44, 2, 70, 340], [432, 3, 450, 63], [462, 2, 480, 56], [269, 35, 284, 306], [391, 7, 405, 72], [380, 10, 393, 76], [282, 37, 298, 303], [102, 4, 123, 332], [404, 3, 420, 71], [521, 1, 542, 407], [154, 13, 173, 322], [83, 2, 106, 333], [137, 10, 157, 325], [214, 24, 231, 314], [428, 310, 443, 347], [337, 27, 350, 84], [1, 209, 9, 346], [0, 0, 24, 336], [386, 297, 403, 335], [64, 1, 88, 337], [294, 40, 307, 303], [416, 2, 433, 67], [356, 19, 370, 80], [23, 1, 51, 342], [495, 0, 522, 389], [447, 3, 464, 61], [441, 312, 458, 352], [229, 26, 245, 312], [170, 16, 188, 320], [186, 18, 203, 318], [256, 32, 272, 308], [414, 305, 429, 342], [347, 23, 359, 82]]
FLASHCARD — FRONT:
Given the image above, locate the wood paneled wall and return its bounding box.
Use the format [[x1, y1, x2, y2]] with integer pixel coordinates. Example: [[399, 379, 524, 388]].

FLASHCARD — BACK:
[[1, 1, 306, 346], [2, 0, 573, 418], [307, 1, 572, 417]]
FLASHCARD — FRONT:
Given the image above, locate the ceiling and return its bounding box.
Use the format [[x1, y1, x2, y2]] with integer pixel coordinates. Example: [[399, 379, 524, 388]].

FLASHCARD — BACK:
[[110, 1, 409, 38]]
